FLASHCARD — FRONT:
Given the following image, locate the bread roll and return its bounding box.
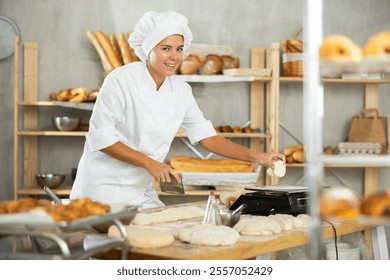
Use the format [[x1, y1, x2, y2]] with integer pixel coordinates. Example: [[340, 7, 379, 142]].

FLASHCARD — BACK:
[[319, 34, 363, 62], [96, 31, 123, 68], [292, 150, 305, 163], [179, 54, 203, 74], [198, 54, 223, 75], [360, 191, 390, 216], [283, 144, 304, 157], [319, 186, 361, 220], [363, 31, 390, 57], [221, 55, 240, 69]]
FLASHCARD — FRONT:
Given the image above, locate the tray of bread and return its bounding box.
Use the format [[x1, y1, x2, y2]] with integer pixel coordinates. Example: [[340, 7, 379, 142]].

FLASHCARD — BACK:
[[0, 197, 138, 229], [169, 156, 261, 185]]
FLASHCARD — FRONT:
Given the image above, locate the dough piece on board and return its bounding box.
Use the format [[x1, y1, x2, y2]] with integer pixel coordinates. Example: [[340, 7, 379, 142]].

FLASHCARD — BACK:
[[234, 216, 282, 236], [108, 225, 175, 248], [268, 214, 304, 230], [296, 214, 310, 227], [132, 206, 205, 225], [176, 224, 240, 246]]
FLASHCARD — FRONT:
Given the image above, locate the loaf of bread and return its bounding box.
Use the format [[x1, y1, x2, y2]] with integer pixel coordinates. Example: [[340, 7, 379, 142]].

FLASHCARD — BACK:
[[169, 156, 255, 173], [110, 33, 123, 64], [363, 31, 390, 57], [198, 54, 223, 75], [179, 54, 204, 74], [118, 32, 133, 64], [319, 186, 361, 220], [220, 55, 240, 69], [96, 31, 123, 69], [86, 30, 113, 73], [360, 191, 390, 216]]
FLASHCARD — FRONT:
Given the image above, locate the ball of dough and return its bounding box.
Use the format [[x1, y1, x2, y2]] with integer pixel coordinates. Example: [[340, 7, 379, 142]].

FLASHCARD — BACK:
[[363, 31, 390, 57], [319, 35, 363, 62], [266, 160, 286, 178]]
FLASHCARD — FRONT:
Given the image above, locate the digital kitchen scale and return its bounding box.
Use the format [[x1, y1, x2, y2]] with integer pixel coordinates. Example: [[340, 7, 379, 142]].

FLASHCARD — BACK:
[[229, 185, 309, 216]]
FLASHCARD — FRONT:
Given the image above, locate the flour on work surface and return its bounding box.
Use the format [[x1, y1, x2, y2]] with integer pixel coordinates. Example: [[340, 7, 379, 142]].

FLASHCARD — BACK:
[[176, 224, 240, 246], [132, 206, 205, 225], [108, 225, 175, 248]]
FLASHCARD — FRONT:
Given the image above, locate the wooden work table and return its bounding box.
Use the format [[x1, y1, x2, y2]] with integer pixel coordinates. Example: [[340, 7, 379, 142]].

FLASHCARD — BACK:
[[96, 215, 388, 260]]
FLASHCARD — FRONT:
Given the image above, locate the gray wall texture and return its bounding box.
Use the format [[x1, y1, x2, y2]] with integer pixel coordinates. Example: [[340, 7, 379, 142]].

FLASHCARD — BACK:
[[1, 0, 390, 202]]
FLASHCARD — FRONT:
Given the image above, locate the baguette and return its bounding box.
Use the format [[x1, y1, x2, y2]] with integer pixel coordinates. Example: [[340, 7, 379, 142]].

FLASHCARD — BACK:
[[96, 31, 123, 68], [86, 30, 113, 73], [110, 33, 123, 64], [169, 157, 254, 173], [118, 32, 133, 64]]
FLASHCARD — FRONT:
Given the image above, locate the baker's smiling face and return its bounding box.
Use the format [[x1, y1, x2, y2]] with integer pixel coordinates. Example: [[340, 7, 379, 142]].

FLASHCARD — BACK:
[[147, 34, 184, 89]]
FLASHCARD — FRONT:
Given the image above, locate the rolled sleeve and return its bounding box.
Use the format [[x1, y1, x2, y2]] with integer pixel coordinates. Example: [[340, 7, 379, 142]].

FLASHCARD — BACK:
[[86, 125, 120, 151], [185, 120, 217, 145]]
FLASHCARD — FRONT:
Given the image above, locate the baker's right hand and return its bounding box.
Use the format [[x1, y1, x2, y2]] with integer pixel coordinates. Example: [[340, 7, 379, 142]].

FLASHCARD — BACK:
[[145, 160, 182, 183]]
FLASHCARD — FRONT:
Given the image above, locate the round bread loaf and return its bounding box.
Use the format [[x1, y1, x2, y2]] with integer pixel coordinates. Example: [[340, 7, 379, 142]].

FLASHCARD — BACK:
[[319, 186, 361, 220], [179, 54, 203, 74], [363, 31, 390, 57], [220, 55, 240, 69], [360, 191, 390, 216], [319, 35, 363, 61], [198, 54, 223, 75]]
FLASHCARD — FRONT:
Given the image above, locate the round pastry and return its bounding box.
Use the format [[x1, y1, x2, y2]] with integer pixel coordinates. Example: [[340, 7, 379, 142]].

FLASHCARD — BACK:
[[360, 191, 390, 216], [220, 55, 240, 69], [198, 54, 223, 75], [179, 53, 203, 75], [319, 35, 363, 62], [319, 186, 361, 220], [363, 31, 390, 57]]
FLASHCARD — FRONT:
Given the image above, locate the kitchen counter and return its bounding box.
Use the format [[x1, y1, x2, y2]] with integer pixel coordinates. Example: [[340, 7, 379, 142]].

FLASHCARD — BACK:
[[95, 213, 389, 260]]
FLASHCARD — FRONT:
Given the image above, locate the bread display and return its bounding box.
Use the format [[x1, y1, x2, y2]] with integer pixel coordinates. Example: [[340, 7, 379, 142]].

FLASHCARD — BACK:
[[169, 156, 255, 173], [87, 30, 139, 74], [214, 125, 255, 133], [360, 191, 390, 216], [362, 31, 390, 57], [319, 186, 361, 220], [50, 87, 100, 103], [179, 53, 240, 75], [0, 197, 111, 222], [283, 144, 305, 163], [319, 34, 363, 62]]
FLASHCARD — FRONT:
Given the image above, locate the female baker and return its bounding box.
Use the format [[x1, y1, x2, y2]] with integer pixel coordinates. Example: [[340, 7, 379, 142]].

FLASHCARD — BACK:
[[70, 11, 285, 208]]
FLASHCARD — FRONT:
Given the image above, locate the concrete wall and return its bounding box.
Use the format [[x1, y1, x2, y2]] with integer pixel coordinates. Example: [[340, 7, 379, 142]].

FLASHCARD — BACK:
[[1, 0, 390, 201]]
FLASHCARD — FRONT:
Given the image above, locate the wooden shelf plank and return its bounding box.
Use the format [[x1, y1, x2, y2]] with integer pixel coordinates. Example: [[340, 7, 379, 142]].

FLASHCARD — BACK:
[[279, 77, 390, 84], [18, 130, 87, 136], [17, 186, 72, 196]]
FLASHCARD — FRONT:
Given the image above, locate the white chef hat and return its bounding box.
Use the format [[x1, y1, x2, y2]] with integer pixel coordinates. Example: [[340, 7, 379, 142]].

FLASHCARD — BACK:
[[129, 11, 193, 62]]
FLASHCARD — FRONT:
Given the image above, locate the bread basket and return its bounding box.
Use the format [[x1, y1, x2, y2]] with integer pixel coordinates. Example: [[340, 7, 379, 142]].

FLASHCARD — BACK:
[[282, 28, 304, 77]]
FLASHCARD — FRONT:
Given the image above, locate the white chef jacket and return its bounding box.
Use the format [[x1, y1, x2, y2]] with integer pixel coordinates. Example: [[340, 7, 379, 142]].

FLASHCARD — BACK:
[[70, 62, 216, 208]]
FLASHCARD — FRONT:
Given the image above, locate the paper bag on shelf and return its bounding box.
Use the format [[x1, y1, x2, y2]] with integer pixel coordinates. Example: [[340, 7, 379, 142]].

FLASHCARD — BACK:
[[347, 108, 388, 154]]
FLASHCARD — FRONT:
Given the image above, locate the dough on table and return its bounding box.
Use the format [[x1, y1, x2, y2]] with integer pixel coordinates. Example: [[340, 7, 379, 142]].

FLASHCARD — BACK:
[[176, 224, 240, 246], [108, 225, 175, 248], [268, 214, 304, 230], [132, 206, 205, 225], [234, 216, 282, 236]]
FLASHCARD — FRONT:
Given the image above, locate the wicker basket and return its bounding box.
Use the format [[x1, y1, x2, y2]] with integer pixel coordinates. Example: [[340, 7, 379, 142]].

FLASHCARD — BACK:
[[283, 53, 304, 77], [282, 28, 304, 77]]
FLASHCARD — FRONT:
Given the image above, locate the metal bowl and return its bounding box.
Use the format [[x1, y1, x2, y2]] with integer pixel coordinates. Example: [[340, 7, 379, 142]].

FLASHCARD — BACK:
[[35, 173, 65, 189], [52, 116, 81, 131], [219, 209, 241, 227]]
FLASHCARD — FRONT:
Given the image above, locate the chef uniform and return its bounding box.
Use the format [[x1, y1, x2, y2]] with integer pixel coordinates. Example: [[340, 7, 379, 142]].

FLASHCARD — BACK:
[[70, 11, 216, 208]]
